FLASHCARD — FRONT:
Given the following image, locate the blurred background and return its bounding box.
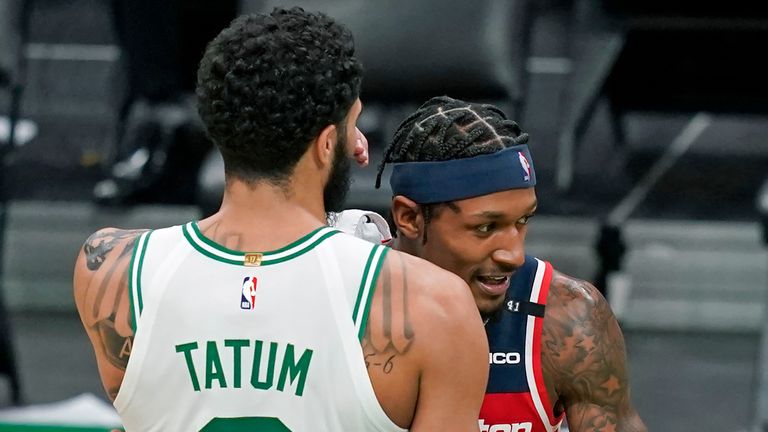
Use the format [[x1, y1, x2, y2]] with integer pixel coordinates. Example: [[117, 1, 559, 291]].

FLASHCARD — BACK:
[[1, 0, 767, 430]]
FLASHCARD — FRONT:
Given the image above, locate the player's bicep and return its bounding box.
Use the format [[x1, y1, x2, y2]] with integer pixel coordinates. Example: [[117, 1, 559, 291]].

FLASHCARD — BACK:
[[410, 279, 488, 432], [565, 328, 646, 432], [553, 281, 647, 431]]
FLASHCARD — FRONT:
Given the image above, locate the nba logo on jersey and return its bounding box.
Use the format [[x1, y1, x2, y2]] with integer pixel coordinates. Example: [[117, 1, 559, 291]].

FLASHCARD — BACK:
[[518, 151, 531, 181], [241, 276, 258, 310]]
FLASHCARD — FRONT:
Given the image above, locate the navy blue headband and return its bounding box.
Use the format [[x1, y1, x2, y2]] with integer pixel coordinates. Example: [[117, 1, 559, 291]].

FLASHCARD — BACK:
[[389, 144, 536, 204]]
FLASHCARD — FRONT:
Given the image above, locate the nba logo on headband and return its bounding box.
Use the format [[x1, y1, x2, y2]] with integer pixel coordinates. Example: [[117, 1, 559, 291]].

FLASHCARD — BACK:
[[518, 151, 531, 181]]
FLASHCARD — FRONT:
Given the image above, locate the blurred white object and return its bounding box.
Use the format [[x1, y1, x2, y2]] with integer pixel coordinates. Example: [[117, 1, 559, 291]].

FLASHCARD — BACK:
[[330, 209, 392, 245], [0, 115, 37, 147], [0, 393, 121, 427], [607, 271, 632, 321]]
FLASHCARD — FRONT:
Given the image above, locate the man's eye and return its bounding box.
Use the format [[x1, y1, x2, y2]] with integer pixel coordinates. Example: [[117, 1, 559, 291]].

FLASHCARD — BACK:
[[476, 223, 495, 233], [517, 214, 534, 225]]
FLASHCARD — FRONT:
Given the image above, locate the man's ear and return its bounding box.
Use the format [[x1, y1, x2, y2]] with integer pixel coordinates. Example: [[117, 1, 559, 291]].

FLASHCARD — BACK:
[[391, 195, 424, 240], [313, 123, 336, 166]]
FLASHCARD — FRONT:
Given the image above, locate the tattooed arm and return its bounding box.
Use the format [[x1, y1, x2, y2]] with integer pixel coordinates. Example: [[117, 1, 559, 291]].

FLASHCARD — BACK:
[[73, 228, 147, 401], [542, 271, 647, 432], [362, 251, 488, 431]]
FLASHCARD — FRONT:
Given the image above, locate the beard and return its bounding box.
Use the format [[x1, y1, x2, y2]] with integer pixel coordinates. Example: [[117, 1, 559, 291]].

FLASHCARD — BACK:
[[323, 129, 352, 213]]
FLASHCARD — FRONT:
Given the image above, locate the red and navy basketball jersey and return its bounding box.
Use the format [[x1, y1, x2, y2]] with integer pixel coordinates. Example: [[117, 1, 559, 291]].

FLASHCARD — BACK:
[[479, 256, 564, 432]]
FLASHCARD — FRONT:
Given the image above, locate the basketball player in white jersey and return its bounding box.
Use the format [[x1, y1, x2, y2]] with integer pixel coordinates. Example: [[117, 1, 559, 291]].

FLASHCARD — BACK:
[[73, 8, 488, 431]]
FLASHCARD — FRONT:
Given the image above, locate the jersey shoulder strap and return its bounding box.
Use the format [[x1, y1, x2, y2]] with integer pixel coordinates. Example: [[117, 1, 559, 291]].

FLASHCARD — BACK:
[[127, 224, 188, 331]]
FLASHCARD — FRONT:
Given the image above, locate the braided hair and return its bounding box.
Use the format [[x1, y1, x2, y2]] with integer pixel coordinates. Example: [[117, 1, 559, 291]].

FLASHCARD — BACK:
[[376, 96, 529, 241]]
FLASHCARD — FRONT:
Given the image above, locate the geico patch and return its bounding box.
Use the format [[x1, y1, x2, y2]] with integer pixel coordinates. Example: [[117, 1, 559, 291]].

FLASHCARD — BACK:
[[488, 352, 522, 365]]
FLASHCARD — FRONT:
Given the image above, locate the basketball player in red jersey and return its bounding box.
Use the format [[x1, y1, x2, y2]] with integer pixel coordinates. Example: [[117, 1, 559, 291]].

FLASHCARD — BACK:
[[363, 96, 648, 432]]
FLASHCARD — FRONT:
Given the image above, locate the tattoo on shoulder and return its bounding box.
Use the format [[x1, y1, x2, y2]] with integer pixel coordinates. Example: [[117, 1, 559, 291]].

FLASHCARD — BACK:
[[83, 229, 147, 271], [80, 228, 147, 372], [362, 252, 415, 375], [97, 314, 134, 370], [542, 274, 631, 429]]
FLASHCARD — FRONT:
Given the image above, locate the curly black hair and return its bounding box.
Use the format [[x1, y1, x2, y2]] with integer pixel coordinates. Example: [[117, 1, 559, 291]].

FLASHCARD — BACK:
[[196, 7, 363, 184], [376, 96, 529, 241]]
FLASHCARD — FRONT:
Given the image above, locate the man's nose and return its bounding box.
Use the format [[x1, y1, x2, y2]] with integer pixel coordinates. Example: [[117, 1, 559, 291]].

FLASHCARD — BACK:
[[491, 230, 525, 269], [352, 127, 369, 166]]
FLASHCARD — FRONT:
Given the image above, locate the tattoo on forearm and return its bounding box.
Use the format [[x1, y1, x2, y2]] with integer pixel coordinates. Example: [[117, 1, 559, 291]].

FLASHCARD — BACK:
[[362, 253, 415, 374]]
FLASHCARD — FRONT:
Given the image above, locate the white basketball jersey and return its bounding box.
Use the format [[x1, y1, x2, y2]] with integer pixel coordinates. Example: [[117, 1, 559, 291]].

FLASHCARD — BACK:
[[114, 222, 405, 432]]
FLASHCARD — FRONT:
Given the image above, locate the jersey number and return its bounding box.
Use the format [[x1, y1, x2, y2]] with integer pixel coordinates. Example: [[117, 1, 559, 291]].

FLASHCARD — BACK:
[[201, 417, 291, 431]]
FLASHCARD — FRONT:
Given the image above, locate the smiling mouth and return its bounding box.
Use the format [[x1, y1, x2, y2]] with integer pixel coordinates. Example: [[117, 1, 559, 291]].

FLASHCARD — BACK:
[[477, 275, 509, 284], [475, 274, 512, 296]]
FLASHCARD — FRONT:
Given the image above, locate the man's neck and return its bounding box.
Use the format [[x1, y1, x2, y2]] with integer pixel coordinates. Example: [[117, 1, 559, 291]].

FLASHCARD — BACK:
[[390, 236, 416, 255], [199, 179, 327, 252]]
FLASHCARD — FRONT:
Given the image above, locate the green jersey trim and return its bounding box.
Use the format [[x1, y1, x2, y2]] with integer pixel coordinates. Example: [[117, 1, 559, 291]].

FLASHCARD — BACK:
[[182, 222, 341, 266], [128, 230, 152, 332], [201, 417, 291, 431], [352, 247, 377, 324], [353, 245, 389, 341]]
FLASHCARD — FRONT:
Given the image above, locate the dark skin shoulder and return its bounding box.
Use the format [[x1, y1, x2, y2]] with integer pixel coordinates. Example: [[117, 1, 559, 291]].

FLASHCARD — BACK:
[[540, 270, 647, 432]]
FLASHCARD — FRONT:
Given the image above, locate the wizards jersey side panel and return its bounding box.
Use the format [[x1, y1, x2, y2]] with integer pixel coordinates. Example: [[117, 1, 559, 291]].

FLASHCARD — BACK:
[[480, 256, 563, 432]]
